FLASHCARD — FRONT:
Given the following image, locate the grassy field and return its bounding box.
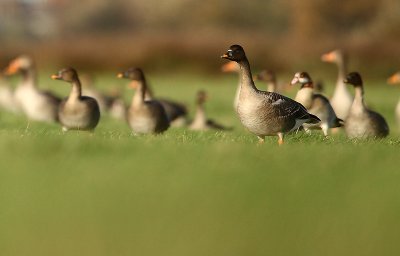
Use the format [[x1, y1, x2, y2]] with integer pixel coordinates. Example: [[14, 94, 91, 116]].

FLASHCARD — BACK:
[[1, 72, 400, 256]]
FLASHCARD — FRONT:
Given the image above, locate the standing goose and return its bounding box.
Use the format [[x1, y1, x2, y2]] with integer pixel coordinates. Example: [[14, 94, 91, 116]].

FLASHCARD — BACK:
[[51, 68, 100, 132], [254, 70, 277, 93], [0, 74, 19, 113], [117, 68, 169, 134], [4, 55, 60, 123], [221, 61, 241, 111], [291, 72, 343, 136], [321, 49, 353, 120], [189, 90, 230, 131], [387, 72, 400, 130], [344, 72, 389, 139], [221, 45, 320, 145]]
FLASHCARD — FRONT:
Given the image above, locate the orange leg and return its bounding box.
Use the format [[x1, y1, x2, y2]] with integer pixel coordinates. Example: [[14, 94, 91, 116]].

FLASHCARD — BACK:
[[278, 133, 284, 145]]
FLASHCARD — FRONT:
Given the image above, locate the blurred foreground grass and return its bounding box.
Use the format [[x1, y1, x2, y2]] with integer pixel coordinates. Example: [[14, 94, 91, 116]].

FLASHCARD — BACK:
[[0, 72, 400, 256]]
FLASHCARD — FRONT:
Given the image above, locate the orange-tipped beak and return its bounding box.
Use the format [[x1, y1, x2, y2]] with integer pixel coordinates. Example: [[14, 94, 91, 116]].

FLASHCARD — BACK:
[[51, 74, 60, 80], [321, 52, 335, 62], [3, 62, 19, 75], [387, 73, 400, 85], [117, 73, 124, 78], [221, 53, 229, 59]]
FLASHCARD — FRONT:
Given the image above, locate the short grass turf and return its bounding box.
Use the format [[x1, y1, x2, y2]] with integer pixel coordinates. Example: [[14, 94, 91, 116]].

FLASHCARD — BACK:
[[1, 72, 400, 256]]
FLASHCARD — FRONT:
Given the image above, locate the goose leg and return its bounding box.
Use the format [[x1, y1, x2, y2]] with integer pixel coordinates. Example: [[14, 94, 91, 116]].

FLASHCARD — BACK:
[[321, 123, 329, 137], [278, 133, 284, 145], [257, 136, 265, 144]]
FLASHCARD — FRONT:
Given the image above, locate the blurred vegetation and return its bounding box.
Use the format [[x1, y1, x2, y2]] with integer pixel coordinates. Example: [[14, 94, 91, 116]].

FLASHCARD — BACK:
[[0, 0, 400, 77]]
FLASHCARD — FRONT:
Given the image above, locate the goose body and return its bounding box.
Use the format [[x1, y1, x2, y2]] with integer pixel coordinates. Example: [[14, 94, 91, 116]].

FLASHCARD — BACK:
[[221, 45, 320, 144], [52, 68, 100, 131], [118, 68, 169, 134], [291, 72, 343, 136], [4, 55, 60, 123], [344, 72, 389, 139], [322, 50, 353, 120], [189, 90, 229, 131]]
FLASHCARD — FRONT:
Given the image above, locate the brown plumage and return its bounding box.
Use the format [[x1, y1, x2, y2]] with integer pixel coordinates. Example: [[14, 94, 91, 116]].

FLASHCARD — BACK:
[[51, 68, 100, 132], [117, 68, 169, 134], [221, 45, 320, 145], [344, 72, 389, 139], [291, 72, 343, 136], [189, 90, 230, 131]]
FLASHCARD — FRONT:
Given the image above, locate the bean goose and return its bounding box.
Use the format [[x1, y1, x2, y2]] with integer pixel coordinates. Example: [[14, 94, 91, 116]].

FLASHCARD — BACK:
[[291, 72, 343, 136], [254, 70, 277, 93], [321, 49, 353, 120], [344, 72, 389, 139], [51, 68, 100, 132], [221, 45, 320, 145], [387, 72, 400, 131], [4, 55, 60, 123], [117, 68, 169, 134], [189, 90, 230, 131]]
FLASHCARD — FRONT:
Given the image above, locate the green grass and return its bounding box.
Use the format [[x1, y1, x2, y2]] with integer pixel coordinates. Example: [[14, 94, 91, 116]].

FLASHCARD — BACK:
[[1, 72, 400, 256]]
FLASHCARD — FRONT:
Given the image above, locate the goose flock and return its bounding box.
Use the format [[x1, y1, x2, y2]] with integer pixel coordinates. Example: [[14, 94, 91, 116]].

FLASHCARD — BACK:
[[0, 44, 397, 144]]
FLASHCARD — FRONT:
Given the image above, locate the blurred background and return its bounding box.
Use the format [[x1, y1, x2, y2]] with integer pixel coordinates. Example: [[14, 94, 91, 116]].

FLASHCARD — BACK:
[[1, 0, 400, 77]]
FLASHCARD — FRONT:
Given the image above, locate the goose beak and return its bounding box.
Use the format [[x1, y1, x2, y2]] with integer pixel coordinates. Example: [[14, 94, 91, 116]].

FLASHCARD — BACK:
[[221, 53, 229, 59], [387, 74, 400, 85], [51, 74, 60, 80], [343, 78, 349, 83], [321, 52, 334, 62], [290, 77, 299, 85], [3, 63, 19, 75], [117, 73, 124, 78]]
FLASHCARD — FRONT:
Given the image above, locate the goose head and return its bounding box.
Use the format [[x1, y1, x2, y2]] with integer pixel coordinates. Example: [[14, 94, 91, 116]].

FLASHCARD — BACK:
[[255, 70, 276, 83], [387, 72, 400, 85], [321, 49, 344, 64], [291, 72, 312, 86], [196, 90, 207, 105], [4, 55, 34, 75], [221, 45, 246, 62], [117, 67, 145, 89], [51, 68, 79, 83], [344, 72, 363, 87]]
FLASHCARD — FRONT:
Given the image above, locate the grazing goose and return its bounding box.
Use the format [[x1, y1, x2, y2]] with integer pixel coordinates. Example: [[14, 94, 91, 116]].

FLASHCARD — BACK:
[[321, 49, 353, 120], [4, 55, 60, 123], [291, 72, 343, 136], [135, 79, 187, 127], [51, 68, 100, 132], [117, 68, 169, 134], [344, 72, 389, 139], [387, 72, 400, 130], [0, 74, 19, 113], [189, 90, 230, 131], [221, 61, 241, 111], [254, 70, 277, 93], [221, 45, 320, 145]]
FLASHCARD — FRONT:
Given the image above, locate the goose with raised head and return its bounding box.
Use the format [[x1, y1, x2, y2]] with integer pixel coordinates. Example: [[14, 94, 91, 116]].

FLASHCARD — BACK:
[[221, 45, 320, 145], [0, 74, 19, 113], [117, 68, 169, 134], [291, 72, 343, 136], [387, 72, 400, 131], [321, 49, 353, 120], [4, 55, 60, 122], [254, 69, 277, 93], [189, 90, 230, 131], [51, 68, 100, 132], [344, 72, 389, 139]]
